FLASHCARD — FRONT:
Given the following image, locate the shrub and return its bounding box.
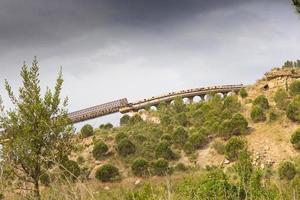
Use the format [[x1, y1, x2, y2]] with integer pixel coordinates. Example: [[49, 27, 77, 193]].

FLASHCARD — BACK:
[[251, 106, 266, 122], [183, 141, 194, 154], [278, 161, 296, 180], [92, 141, 109, 160], [135, 134, 147, 143], [61, 159, 81, 180], [152, 159, 171, 176], [120, 114, 130, 126], [223, 95, 241, 113], [40, 173, 50, 186], [269, 111, 277, 122], [129, 114, 143, 125], [173, 127, 188, 146], [131, 158, 149, 177], [231, 113, 248, 135], [253, 95, 269, 110], [225, 137, 246, 161], [176, 112, 188, 126], [212, 141, 225, 155], [155, 142, 175, 160], [189, 132, 207, 149], [81, 124, 94, 138], [76, 155, 85, 164], [219, 119, 234, 139], [274, 88, 289, 110], [174, 163, 187, 172], [289, 80, 300, 96], [99, 123, 113, 129], [115, 132, 127, 143], [286, 96, 300, 122], [239, 87, 248, 98], [95, 164, 119, 182], [160, 134, 172, 145], [117, 139, 136, 156], [291, 128, 300, 149], [172, 97, 186, 113]]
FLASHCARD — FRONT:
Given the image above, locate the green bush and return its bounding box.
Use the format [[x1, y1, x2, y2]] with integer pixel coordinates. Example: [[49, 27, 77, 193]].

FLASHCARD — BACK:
[[212, 141, 225, 155], [92, 141, 109, 160], [81, 124, 94, 138], [239, 87, 248, 98], [251, 106, 266, 122], [131, 158, 149, 177], [274, 88, 289, 110], [76, 155, 85, 164], [173, 127, 188, 146], [223, 95, 241, 113], [253, 95, 269, 110], [95, 164, 119, 182], [231, 113, 248, 135], [117, 139, 136, 156], [286, 96, 300, 122], [183, 141, 194, 154], [120, 114, 130, 126], [115, 132, 127, 143], [219, 119, 234, 139], [61, 159, 81, 180], [129, 115, 143, 125], [155, 142, 175, 160], [291, 128, 300, 149], [174, 163, 187, 172], [269, 111, 278, 122], [172, 97, 186, 113], [160, 134, 172, 145], [289, 80, 300, 96], [134, 134, 147, 143], [40, 172, 50, 186], [99, 123, 113, 129], [152, 159, 171, 176], [278, 161, 296, 180], [176, 112, 188, 126], [189, 132, 207, 149], [225, 137, 246, 161]]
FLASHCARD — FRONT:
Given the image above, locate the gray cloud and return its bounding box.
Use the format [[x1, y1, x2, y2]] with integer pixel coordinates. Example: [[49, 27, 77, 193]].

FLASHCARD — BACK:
[[0, 0, 298, 127]]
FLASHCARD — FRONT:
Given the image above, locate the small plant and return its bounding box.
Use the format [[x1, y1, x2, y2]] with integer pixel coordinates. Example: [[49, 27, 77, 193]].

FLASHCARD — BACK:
[[212, 141, 225, 155], [95, 164, 119, 182], [274, 88, 289, 110], [155, 142, 175, 160], [289, 80, 300, 96], [115, 132, 127, 143], [278, 161, 296, 180], [129, 114, 143, 125], [286, 96, 300, 122], [173, 127, 188, 146], [39, 172, 50, 186], [152, 159, 171, 176], [131, 158, 149, 177], [61, 159, 81, 180], [251, 106, 266, 122], [225, 137, 246, 161], [76, 155, 85, 164], [99, 123, 113, 129], [291, 128, 300, 149], [120, 114, 130, 126], [183, 141, 194, 154], [92, 141, 109, 160], [223, 95, 241, 113], [239, 87, 248, 98], [268, 111, 278, 122], [174, 163, 187, 172], [231, 113, 248, 135], [253, 95, 269, 110], [81, 124, 94, 138], [117, 139, 136, 156], [189, 132, 207, 149], [176, 112, 189, 126]]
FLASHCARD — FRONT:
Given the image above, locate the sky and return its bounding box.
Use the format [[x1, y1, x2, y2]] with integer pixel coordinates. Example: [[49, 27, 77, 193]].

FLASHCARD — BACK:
[[0, 0, 299, 128]]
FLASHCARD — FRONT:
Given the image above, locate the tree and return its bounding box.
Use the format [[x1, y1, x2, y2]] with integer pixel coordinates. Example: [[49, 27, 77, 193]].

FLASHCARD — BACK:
[[292, 0, 300, 14], [0, 58, 74, 199], [286, 96, 300, 122], [289, 80, 300, 96]]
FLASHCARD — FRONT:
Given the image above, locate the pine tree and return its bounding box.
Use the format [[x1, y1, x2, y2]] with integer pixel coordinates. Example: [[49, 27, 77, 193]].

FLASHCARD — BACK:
[[0, 58, 74, 199]]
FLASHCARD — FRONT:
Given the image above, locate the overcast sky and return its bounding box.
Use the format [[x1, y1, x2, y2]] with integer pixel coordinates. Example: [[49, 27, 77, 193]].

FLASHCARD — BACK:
[[0, 0, 299, 128]]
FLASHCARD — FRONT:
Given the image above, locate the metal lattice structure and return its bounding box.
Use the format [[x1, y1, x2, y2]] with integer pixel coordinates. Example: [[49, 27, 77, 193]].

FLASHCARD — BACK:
[[68, 84, 244, 124]]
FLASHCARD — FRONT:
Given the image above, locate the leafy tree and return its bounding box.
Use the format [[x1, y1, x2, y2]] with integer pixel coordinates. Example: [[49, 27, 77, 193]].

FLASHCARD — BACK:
[[289, 80, 300, 96], [0, 59, 74, 199], [286, 96, 300, 122], [81, 124, 94, 138], [278, 161, 296, 180], [253, 95, 269, 110], [239, 87, 248, 98], [251, 106, 266, 122], [291, 128, 300, 149], [274, 88, 289, 110]]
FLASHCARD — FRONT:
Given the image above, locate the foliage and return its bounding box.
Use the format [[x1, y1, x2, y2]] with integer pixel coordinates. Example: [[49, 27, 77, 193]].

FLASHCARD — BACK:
[[173, 127, 188, 146], [225, 137, 246, 161], [81, 124, 94, 138], [92, 141, 109, 160], [278, 161, 296, 180], [291, 128, 300, 149], [174, 163, 187, 172], [268, 111, 278, 122], [189, 132, 207, 149], [183, 142, 194, 154], [129, 114, 143, 125], [160, 134, 172, 145], [231, 113, 248, 135], [253, 95, 269, 110], [239, 87, 248, 98], [212, 141, 225, 155], [289, 80, 300, 96], [117, 139, 136, 156], [286, 96, 300, 122], [155, 142, 175, 160], [115, 132, 128, 143], [131, 158, 149, 177], [251, 106, 266, 122], [61, 159, 81, 181], [274, 88, 289, 110], [223, 95, 241, 113], [95, 164, 119, 182], [99, 123, 113, 129], [172, 97, 186, 113], [292, 0, 300, 14], [152, 159, 171, 176], [176, 112, 189, 126], [0, 58, 74, 199], [120, 114, 130, 126]]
